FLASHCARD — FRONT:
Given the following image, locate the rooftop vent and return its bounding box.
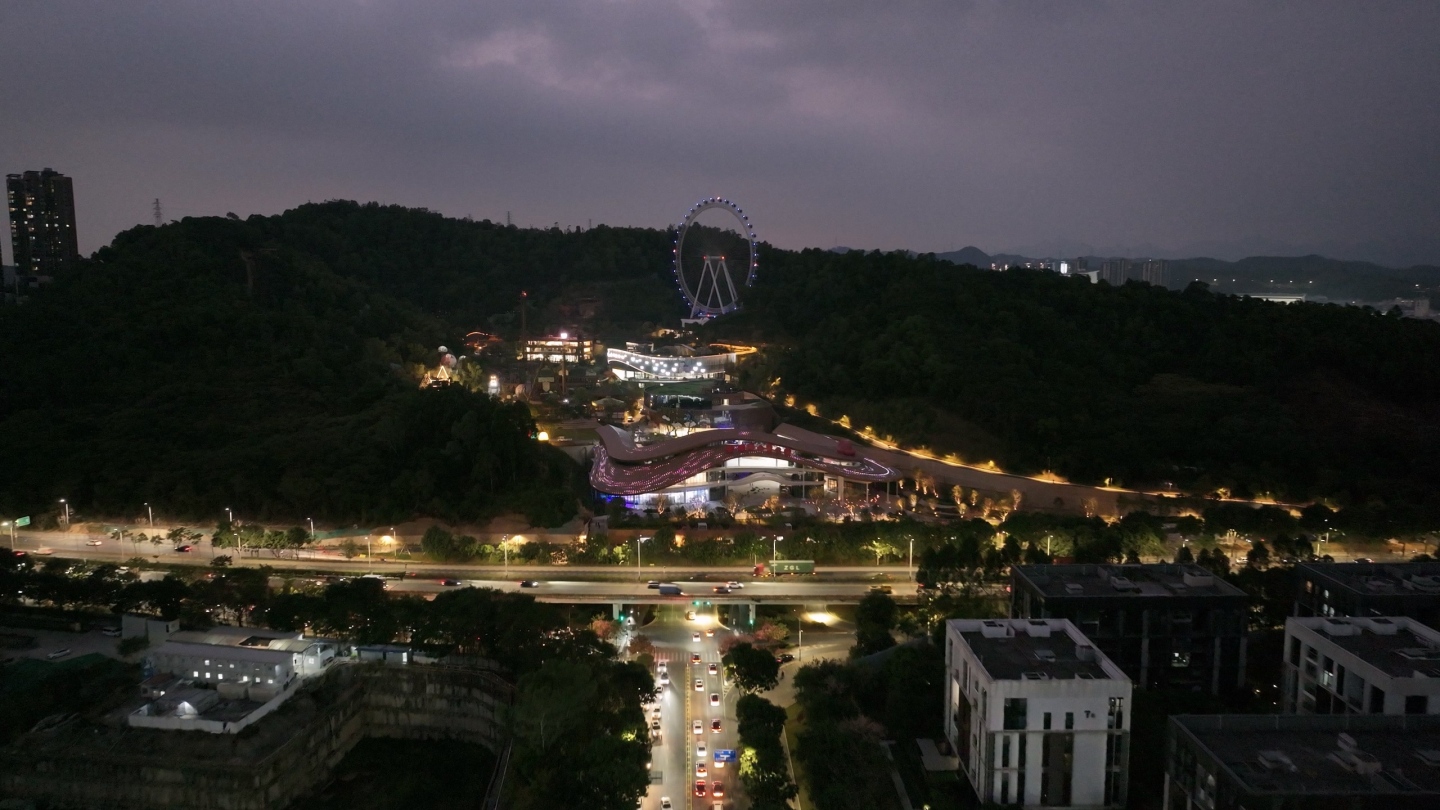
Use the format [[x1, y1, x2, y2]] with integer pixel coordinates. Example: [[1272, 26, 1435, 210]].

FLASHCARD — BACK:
[[1076, 644, 1096, 662], [1417, 750, 1440, 767], [1182, 572, 1215, 588], [980, 621, 1013, 639], [1033, 649, 1056, 662], [1361, 617, 1399, 636], [1109, 576, 1141, 593], [1329, 749, 1381, 775], [1397, 648, 1440, 662], [1074, 672, 1096, 679], [1021, 672, 1051, 680], [1406, 576, 1440, 594], [1338, 733, 1358, 752], [1025, 621, 1053, 638], [1064, 583, 1084, 595], [1319, 618, 1358, 637], [1257, 750, 1298, 772], [1363, 578, 1397, 592]]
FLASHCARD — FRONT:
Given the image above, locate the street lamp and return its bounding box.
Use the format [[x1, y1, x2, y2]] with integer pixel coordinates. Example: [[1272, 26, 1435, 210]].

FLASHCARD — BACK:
[[773, 535, 783, 562], [503, 534, 510, 570], [144, 502, 153, 527], [635, 535, 649, 580], [2, 521, 13, 546], [308, 517, 315, 543], [909, 537, 915, 581], [59, 498, 70, 526], [225, 507, 233, 524]]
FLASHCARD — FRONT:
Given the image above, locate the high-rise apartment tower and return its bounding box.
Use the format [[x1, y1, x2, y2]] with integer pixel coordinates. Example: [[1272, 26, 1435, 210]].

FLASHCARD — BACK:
[[7, 168, 78, 275]]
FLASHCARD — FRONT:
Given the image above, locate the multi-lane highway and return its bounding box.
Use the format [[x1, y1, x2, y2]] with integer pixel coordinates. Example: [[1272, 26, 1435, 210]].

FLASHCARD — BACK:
[[638, 605, 742, 810], [386, 577, 918, 602]]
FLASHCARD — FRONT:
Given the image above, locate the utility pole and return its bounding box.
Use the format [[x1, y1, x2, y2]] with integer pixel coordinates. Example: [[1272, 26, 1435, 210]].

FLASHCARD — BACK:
[[153, 199, 163, 227], [145, 502, 153, 527], [506, 211, 511, 227]]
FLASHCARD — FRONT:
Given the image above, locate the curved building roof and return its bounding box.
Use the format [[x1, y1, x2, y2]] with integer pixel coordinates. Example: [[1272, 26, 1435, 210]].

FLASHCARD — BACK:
[[590, 424, 898, 495]]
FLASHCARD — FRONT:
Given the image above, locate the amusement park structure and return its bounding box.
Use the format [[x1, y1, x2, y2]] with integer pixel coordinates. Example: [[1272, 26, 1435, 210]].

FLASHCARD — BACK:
[[673, 197, 758, 319]]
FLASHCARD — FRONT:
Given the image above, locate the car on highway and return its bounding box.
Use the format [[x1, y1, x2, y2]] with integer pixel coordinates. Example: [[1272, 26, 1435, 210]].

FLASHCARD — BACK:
[[46, 648, 71, 660], [726, 581, 743, 589], [519, 580, 539, 588], [651, 704, 661, 719], [708, 663, 718, 675], [647, 580, 661, 588], [709, 692, 720, 707], [1355, 557, 1374, 563], [174, 544, 193, 552], [660, 798, 672, 810], [692, 720, 703, 735], [101, 626, 121, 637], [85, 539, 103, 546], [33, 548, 54, 555], [712, 781, 724, 797], [691, 653, 701, 663], [441, 578, 461, 586], [696, 762, 707, 777], [705, 628, 714, 638], [658, 671, 670, 687], [869, 584, 893, 594], [711, 718, 722, 733], [697, 742, 706, 758], [694, 780, 707, 797], [713, 586, 730, 594], [776, 653, 795, 664], [694, 678, 704, 691], [650, 718, 661, 732], [685, 610, 696, 621], [692, 631, 701, 642]]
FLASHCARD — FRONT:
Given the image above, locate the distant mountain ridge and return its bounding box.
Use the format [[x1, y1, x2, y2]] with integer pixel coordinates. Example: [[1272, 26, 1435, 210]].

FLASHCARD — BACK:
[[916, 247, 1440, 303]]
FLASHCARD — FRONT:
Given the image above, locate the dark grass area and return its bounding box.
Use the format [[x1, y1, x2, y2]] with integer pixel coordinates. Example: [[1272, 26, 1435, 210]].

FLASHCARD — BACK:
[[0, 653, 136, 743], [307, 738, 497, 810]]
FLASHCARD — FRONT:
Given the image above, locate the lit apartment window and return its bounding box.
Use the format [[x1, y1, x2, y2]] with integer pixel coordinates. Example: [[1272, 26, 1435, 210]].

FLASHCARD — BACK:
[[193, 671, 199, 677]]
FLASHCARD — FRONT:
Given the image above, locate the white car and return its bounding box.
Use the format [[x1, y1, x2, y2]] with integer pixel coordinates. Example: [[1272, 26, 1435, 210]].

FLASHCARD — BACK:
[[726, 581, 743, 589], [710, 693, 720, 707], [694, 679, 704, 691], [46, 648, 71, 660], [660, 798, 672, 810], [85, 539, 103, 546], [658, 671, 670, 687], [697, 742, 707, 758], [708, 663, 718, 676], [692, 720, 703, 735], [692, 631, 702, 642]]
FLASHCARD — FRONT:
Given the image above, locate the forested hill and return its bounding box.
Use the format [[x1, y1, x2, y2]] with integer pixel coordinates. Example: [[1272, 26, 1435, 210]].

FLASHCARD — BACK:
[[0, 202, 676, 525], [6, 201, 1440, 527], [714, 248, 1440, 522]]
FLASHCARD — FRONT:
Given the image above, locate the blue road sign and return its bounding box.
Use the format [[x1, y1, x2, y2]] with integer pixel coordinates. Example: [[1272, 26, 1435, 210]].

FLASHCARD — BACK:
[[714, 749, 737, 763]]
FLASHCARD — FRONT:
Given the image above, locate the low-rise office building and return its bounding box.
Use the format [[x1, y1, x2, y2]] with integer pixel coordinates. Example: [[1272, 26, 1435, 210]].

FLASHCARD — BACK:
[[1165, 713, 1440, 810], [1294, 562, 1440, 627], [1283, 616, 1440, 715], [1011, 564, 1249, 693], [946, 618, 1132, 808]]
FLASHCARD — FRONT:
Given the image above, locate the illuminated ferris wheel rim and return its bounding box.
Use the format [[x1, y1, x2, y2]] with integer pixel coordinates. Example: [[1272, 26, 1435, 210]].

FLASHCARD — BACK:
[[673, 196, 759, 317]]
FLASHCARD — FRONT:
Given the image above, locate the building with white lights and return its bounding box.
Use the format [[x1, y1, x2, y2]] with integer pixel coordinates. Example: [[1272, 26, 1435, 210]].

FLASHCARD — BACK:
[[523, 332, 593, 363], [591, 421, 900, 510], [1282, 615, 1440, 715], [607, 342, 735, 382], [945, 618, 1132, 808]]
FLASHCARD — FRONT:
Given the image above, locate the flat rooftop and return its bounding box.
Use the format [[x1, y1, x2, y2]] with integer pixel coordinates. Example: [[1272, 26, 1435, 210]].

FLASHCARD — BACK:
[[1297, 562, 1440, 598], [954, 619, 1120, 681], [154, 641, 297, 664], [1292, 617, 1440, 679], [1014, 563, 1248, 599], [1174, 714, 1440, 796]]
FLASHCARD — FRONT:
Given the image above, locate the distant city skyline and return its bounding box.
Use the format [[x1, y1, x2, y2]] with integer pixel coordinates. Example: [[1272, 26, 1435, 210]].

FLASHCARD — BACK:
[[1, 3, 1437, 268]]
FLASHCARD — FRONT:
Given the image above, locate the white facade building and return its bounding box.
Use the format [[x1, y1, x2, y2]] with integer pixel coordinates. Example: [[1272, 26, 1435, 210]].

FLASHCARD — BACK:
[[1282, 616, 1440, 715], [946, 619, 1132, 808]]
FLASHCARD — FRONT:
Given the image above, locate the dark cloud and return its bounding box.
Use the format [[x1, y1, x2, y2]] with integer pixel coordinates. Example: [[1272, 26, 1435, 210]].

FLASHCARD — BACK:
[[3, 1, 1437, 265]]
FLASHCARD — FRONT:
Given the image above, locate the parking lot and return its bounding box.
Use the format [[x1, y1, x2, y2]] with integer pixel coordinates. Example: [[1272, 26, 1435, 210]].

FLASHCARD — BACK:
[[0, 625, 127, 663]]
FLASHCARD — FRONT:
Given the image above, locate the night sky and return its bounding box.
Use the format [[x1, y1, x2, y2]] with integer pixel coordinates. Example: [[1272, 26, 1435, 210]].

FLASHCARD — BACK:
[[3, 2, 1438, 266]]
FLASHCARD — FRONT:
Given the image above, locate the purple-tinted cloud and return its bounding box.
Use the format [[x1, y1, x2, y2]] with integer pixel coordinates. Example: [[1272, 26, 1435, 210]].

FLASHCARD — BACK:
[[1, 1, 1437, 265]]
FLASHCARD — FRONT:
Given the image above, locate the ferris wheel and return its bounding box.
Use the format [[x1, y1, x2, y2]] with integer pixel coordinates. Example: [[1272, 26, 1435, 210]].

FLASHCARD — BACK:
[[673, 197, 758, 319]]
